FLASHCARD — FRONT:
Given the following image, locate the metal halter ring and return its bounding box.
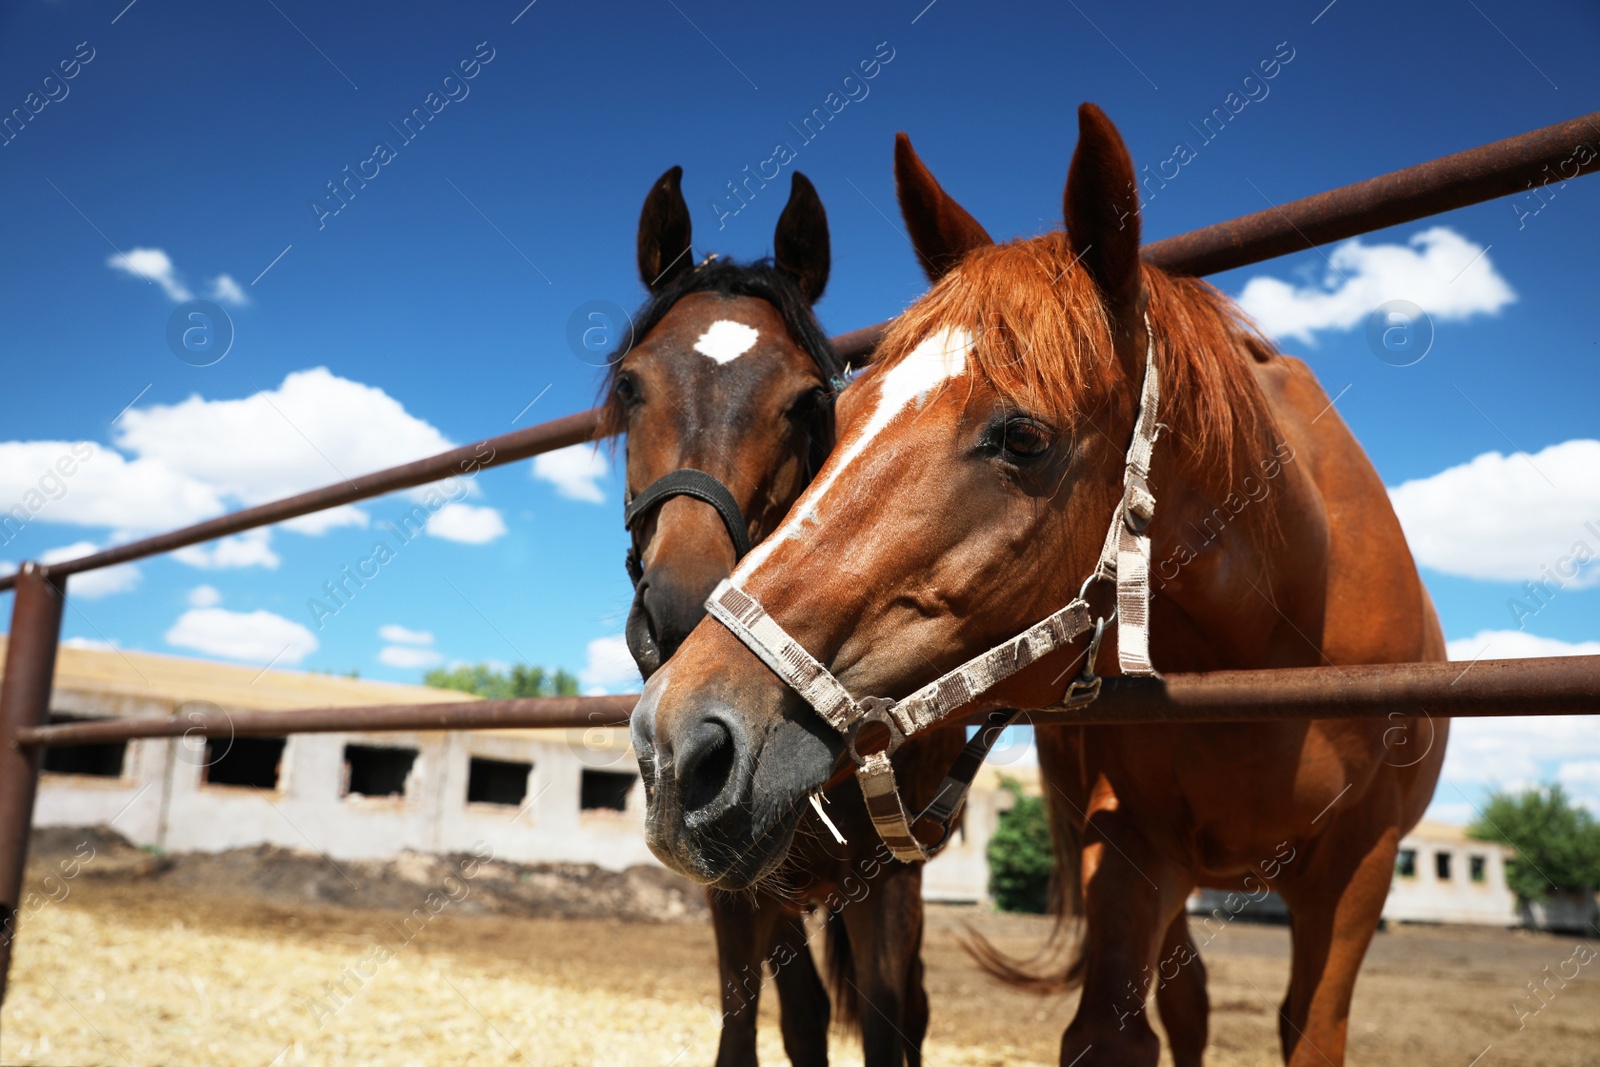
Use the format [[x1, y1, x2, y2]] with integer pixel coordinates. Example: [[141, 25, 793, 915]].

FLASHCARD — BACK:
[[846, 697, 906, 766], [1063, 615, 1108, 709]]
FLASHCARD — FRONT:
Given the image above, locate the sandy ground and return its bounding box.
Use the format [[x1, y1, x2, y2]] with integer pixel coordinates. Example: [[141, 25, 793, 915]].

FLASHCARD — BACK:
[[2, 855, 1599, 1066]]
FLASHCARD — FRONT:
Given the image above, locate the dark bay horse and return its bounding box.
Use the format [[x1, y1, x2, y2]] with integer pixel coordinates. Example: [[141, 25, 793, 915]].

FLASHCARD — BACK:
[[608, 165, 965, 1066], [630, 107, 1448, 1066]]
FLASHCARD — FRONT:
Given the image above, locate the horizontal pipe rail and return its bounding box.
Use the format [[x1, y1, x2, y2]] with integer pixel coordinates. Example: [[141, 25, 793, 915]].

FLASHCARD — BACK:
[[1141, 110, 1600, 277], [1029, 654, 1599, 726], [16, 694, 638, 746], [1, 111, 1593, 594], [17, 656, 1598, 747]]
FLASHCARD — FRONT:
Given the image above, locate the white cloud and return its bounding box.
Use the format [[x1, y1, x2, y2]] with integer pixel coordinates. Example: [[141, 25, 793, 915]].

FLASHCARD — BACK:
[[39, 541, 139, 599], [187, 584, 223, 608], [61, 636, 118, 652], [1557, 760, 1600, 787], [1235, 227, 1516, 345], [106, 247, 248, 308], [532, 444, 610, 504], [1422, 800, 1476, 826], [0, 440, 224, 532], [579, 634, 641, 692], [1441, 715, 1600, 789], [445, 657, 511, 674], [378, 624, 433, 645], [1435, 631, 1600, 815], [208, 274, 248, 306], [2, 372, 511, 570], [377, 625, 441, 670], [1389, 440, 1600, 586], [1445, 629, 1600, 662], [425, 502, 507, 544], [107, 247, 192, 302], [377, 645, 444, 669], [172, 528, 280, 570], [116, 369, 455, 519], [279, 505, 371, 536], [165, 607, 318, 664]]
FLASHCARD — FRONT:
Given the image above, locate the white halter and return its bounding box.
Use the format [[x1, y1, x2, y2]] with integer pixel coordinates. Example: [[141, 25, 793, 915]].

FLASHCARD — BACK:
[[706, 323, 1162, 861]]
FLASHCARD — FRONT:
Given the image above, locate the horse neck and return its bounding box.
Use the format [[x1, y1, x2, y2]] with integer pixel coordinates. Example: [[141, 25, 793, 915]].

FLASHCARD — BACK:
[[1141, 347, 1328, 672]]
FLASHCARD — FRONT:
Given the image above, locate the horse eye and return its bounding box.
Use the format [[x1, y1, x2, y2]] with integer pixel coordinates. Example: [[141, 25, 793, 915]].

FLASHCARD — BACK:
[[788, 387, 828, 421], [614, 374, 640, 407], [1000, 418, 1051, 460]]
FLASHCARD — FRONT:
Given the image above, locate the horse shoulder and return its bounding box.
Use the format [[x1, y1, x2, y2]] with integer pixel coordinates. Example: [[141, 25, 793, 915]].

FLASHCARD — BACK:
[[1250, 355, 1441, 667]]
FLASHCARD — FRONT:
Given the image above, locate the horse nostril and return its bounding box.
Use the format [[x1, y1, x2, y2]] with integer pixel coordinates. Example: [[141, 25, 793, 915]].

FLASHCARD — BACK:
[[676, 717, 738, 816]]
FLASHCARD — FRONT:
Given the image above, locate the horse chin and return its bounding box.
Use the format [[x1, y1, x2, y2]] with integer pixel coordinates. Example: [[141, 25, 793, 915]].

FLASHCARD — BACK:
[[642, 784, 805, 889], [701, 814, 805, 891]]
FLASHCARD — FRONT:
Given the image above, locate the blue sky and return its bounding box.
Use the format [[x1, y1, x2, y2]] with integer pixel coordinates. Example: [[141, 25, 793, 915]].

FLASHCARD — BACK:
[[1, 0, 1596, 821]]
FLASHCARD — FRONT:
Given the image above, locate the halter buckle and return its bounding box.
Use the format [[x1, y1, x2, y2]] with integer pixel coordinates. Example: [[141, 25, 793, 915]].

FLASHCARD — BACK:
[[1062, 616, 1108, 709], [846, 697, 905, 766], [1062, 673, 1103, 708]]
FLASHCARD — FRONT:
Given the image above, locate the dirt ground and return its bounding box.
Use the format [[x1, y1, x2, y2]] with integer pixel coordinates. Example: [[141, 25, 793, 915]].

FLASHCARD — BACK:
[[3, 836, 1598, 1066]]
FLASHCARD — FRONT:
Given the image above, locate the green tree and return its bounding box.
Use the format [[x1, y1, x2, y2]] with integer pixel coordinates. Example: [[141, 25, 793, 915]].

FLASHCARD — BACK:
[[424, 662, 579, 699], [1467, 784, 1600, 901], [987, 776, 1054, 913]]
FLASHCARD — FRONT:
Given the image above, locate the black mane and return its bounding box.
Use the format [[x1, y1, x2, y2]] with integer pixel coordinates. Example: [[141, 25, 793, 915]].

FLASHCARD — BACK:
[[598, 257, 845, 439]]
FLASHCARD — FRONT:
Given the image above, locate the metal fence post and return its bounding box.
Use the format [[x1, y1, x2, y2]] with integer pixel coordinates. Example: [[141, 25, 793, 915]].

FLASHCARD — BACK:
[[0, 563, 66, 1007]]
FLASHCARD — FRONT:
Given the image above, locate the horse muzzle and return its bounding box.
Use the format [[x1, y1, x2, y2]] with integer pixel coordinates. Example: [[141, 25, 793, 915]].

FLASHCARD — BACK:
[[630, 654, 840, 888]]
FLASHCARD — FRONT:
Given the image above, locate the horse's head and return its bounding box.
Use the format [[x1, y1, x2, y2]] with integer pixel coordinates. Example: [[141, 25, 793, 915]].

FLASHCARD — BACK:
[[634, 105, 1264, 887], [608, 166, 842, 681]]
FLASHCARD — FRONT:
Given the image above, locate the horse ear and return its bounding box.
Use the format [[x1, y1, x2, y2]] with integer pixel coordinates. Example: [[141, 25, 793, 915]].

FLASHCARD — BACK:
[[638, 166, 694, 293], [774, 172, 830, 303], [1063, 103, 1145, 319], [895, 132, 993, 283]]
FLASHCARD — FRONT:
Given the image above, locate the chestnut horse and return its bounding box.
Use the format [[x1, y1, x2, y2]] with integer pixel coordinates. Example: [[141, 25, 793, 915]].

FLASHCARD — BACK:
[[631, 106, 1447, 1067], [609, 166, 965, 1066]]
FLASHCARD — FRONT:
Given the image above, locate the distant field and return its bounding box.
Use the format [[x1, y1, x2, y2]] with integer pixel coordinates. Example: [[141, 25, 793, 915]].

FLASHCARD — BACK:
[[2, 852, 1598, 1066]]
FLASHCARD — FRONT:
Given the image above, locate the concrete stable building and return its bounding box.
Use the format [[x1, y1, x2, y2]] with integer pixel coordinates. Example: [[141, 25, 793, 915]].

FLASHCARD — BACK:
[[1189, 818, 1521, 927], [4, 638, 1008, 903], [6, 637, 656, 871], [1385, 819, 1519, 926]]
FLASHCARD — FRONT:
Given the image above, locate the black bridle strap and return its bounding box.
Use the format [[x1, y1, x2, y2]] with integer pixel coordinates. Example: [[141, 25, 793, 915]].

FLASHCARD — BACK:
[[624, 468, 753, 560]]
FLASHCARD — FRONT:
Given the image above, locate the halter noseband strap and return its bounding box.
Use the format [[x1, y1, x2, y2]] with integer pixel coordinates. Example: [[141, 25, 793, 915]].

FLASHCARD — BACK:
[[704, 321, 1163, 863], [624, 469, 753, 583]]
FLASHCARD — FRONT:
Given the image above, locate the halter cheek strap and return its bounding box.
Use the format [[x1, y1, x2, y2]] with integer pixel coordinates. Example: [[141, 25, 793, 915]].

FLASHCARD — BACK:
[[705, 321, 1162, 863]]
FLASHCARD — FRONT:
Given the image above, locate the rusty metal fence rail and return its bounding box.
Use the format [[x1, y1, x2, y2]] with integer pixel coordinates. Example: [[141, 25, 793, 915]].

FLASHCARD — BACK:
[[3, 111, 1599, 1006]]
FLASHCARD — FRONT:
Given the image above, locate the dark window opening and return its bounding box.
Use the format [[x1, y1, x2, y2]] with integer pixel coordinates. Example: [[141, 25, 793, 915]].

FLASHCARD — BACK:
[[1470, 854, 1487, 883], [204, 736, 287, 789], [40, 714, 126, 778], [1435, 851, 1453, 881], [467, 757, 531, 806], [1396, 849, 1417, 878], [344, 745, 417, 798], [580, 769, 635, 812]]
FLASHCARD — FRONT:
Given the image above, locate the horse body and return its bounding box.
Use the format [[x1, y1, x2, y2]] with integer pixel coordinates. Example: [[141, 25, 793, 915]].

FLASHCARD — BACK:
[[633, 108, 1447, 1066], [1032, 345, 1447, 1064], [613, 166, 963, 1066]]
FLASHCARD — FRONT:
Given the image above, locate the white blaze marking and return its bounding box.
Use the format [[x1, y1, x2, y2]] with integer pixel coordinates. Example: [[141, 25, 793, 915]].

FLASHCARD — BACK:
[[693, 319, 760, 365], [734, 327, 971, 580]]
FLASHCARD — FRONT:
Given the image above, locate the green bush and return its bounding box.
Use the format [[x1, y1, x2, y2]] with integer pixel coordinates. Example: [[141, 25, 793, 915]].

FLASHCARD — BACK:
[[1468, 784, 1600, 901], [987, 776, 1053, 913], [424, 662, 579, 699]]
